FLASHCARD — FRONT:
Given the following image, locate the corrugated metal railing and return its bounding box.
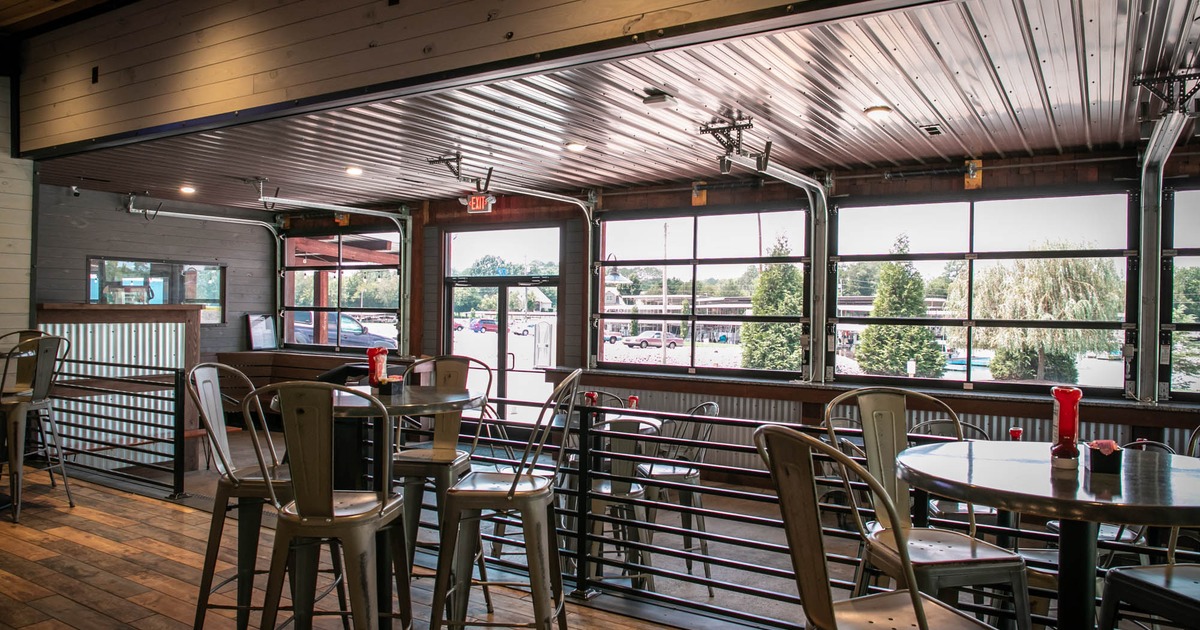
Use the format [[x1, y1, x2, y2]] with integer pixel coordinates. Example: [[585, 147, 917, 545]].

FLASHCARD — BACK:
[[442, 397, 1200, 629]]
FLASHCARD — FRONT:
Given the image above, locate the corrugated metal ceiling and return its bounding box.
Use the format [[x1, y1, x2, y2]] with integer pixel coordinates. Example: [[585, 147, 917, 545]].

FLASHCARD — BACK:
[[35, 0, 1200, 212]]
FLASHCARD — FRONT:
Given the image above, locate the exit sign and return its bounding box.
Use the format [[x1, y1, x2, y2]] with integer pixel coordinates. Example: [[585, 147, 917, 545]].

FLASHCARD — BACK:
[[467, 193, 494, 213]]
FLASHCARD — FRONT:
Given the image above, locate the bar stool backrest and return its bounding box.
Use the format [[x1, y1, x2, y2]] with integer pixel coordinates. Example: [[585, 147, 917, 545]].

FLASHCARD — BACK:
[[651, 401, 719, 469], [2, 336, 68, 404], [511, 368, 581, 498], [755, 425, 930, 630], [593, 417, 660, 495], [402, 355, 492, 450], [250, 381, 394, 519], [824, 386, 969, 535], [0, 330, 48, 391], [186, 362, 281, 483]]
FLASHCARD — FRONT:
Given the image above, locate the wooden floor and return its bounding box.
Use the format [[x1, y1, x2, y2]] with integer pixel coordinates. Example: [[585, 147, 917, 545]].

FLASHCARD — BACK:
[[0, 470, 683, 629]]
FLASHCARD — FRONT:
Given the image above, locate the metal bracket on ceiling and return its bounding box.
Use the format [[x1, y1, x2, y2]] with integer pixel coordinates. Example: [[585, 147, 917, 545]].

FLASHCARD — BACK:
[[700, 117, 755, 156], [244, 177, 280, 210], [1135, 71, 1200, 114]]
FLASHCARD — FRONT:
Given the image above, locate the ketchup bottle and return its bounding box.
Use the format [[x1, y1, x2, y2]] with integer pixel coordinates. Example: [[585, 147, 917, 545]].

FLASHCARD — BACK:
[[367, 346, 388, 387], [585, 391, 598, 406], [627, 395, 639, 409], [1050, 386, 1082, 468]]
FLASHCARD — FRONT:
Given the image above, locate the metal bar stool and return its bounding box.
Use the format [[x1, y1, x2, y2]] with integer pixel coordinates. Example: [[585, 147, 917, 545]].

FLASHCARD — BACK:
[[188, 363, 349, 630], [0, 334, 75, 523], [255, 381, 413, 630], [429, 368, 581, 630]]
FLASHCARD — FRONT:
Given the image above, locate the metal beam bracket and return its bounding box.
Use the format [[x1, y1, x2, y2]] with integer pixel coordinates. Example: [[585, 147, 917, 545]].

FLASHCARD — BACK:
[[700, 117, 754, 155], [1134, 72, 1200, 114]]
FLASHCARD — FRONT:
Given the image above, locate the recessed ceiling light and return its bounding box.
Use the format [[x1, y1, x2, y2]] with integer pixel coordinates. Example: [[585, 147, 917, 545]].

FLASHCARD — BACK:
[[345, 166, 364, 176], [180, 186, 196, 194], [864, 105, 894, 121], [564, 141, 587, 152]]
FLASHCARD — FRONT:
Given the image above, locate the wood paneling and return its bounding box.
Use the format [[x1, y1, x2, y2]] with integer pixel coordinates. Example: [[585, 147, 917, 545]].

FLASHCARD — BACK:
[[17, 0, 879, 152], [0, 77, 33, 333], [33, 186, 274, 355]]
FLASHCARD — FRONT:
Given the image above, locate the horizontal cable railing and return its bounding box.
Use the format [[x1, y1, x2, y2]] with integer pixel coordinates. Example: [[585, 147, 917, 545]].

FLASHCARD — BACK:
[[51, 357, 187, 496], [416, 395, 1200, 630]]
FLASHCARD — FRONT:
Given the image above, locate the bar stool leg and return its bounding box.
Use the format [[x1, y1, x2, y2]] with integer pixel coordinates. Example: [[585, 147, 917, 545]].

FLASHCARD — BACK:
[[44, 410, 74, 507], [5, 403, 28, 523], [195, 485, 233, 629], [401, 477, 425, 570], [235, 498, 264, 629]]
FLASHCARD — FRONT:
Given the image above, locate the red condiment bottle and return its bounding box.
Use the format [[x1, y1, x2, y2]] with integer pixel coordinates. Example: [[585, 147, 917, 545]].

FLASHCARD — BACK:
[[627, 395, 639, 409], [367, 346, 388, 387], [1050, 386, 1082, 468]]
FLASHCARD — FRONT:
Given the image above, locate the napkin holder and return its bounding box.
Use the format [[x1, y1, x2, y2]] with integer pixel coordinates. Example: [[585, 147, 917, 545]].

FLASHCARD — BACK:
[[1086, 446, 1122, 474], [377, 377, 402, 396]]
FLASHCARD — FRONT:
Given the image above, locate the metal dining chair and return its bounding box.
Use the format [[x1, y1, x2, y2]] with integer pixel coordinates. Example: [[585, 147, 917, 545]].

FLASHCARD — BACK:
[[0, 334, 75, 523], [254, 381, 413, 630], [589, 415, 661, 591], [429, 368, 581, 630], [909, 418, 998, 525], [1098, 427, 1200, 629], [825, 386, 1032, 629], [754, 424, 995, 630], [188, 363, 348, 630], [637, 401, 719, 596], [393, 355, 492, 571]]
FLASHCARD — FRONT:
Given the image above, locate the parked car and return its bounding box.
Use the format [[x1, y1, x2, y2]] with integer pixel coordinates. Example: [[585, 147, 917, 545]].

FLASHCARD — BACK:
[[470, 318, 498, 333], [292, 312, 397, 348], [509, 321, 538, 336], [602, 329, 621, 344], [622, 330, 683, 349], [453, 319, 466, 331]]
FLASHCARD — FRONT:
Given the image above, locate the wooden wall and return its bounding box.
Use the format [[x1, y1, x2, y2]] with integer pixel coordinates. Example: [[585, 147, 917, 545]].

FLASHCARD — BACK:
[[33, 186, 275, 355], [0, 76, 34, 333], [16, 0, 899, 155]]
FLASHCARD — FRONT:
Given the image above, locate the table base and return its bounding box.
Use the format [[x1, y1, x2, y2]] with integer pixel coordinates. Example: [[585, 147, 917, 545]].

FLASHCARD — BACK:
[[1057, 519, 1100, 629]]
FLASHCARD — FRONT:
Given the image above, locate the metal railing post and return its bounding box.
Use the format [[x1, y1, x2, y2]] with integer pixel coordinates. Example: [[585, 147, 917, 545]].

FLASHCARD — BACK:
[[570, 406, 601, 598], [169, 369, 188, 499]]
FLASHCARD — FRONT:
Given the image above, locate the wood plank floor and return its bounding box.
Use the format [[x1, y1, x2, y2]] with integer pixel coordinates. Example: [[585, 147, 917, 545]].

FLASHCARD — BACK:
[[0, 470, 683, 629]]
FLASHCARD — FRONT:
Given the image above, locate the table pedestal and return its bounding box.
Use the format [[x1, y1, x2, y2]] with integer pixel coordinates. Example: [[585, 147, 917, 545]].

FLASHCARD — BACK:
[[1057, 519, 1100, 629]]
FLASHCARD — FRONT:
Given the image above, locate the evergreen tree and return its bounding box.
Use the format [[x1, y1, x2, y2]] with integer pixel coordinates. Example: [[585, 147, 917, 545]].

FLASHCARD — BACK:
[[855, 235, 946, 377], [741, 237, 806, 371]]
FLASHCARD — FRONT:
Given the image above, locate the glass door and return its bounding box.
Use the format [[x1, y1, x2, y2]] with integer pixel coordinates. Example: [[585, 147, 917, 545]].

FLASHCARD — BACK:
[[445, 227, 560, 421]]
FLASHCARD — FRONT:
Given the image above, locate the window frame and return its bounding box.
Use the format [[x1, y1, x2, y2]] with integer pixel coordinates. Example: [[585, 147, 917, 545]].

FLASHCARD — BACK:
[[593, 202, 812, 377], [86, 255, 228, 325], [1164, 187, 1200, 400], [831, 190, 1136, 396], [280, 226, 403, 352]]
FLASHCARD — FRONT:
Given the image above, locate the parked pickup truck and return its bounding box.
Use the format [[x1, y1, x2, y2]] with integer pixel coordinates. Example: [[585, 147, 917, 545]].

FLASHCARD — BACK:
[[293, 312, 397, 348]]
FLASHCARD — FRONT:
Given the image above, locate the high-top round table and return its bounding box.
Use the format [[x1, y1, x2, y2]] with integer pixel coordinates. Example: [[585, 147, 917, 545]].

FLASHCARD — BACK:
[[897, 440, 1200, 628]]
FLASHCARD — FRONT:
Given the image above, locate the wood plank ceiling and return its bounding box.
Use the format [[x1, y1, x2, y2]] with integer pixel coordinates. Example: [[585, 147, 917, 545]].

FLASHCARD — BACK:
[[31, 0, 1200, 212]]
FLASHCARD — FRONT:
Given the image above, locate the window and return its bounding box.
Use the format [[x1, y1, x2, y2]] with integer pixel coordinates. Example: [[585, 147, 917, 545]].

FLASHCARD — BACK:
[[281, 231, 400, 349], [88, 257, 226, 324], [834, 194, 1130, 391], [1169, 189, 1200, 395], [596, 208, 808, 374]]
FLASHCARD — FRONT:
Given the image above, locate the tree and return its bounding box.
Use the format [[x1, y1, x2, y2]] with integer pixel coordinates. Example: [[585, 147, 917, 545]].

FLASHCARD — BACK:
[[629, 304, 641, 336], [741, 236, 806, 371], [855, 235, 946, 377], [947, 242, 1123, 381], [925, 260, 965, 300], [838, 261, 882, 296]]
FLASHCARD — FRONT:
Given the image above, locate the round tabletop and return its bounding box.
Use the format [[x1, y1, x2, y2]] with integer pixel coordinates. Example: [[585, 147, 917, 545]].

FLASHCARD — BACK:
[[331, 385, 484, 417], [896, 440, 1200, 526]]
